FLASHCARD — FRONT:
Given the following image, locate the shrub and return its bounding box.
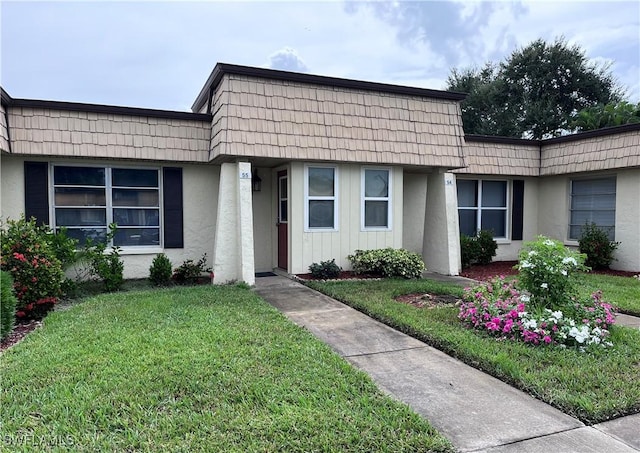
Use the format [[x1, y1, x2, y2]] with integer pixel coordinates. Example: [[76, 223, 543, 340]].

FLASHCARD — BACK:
[[82, 224, 124, 292], [149, 253, 173, 286], [516, 236, 587, 310], [460, 234, 480, 269], [459, 276, 615, 349], [347, 248, 425, 279], [0, 217, 64, 320], [173, 254, 212, 284], [1, 271, 17, 340], [460, 230, 497, 268], [578, 222, 620, 269], [308, 259, 342, 279]]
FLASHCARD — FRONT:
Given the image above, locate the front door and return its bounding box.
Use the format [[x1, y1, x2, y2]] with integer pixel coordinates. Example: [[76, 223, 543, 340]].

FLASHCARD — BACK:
[[277, 171, 288, 270]]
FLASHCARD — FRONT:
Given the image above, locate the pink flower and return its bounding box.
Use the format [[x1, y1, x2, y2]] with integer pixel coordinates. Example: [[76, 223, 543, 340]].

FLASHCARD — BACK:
[[543, 335, 552, 344]]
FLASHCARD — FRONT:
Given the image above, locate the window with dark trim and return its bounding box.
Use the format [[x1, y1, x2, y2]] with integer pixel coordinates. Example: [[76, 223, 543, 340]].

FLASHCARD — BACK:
[[569, 177, 616, 241], [53, 165, 160, 247], [457, 179, 508, 238]]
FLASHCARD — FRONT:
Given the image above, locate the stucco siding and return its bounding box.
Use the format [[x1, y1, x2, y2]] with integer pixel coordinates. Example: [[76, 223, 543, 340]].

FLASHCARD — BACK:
[[0, 102, 10, 153], [0, 154, 220, 279], [402, 173, 427, 254], [7, 107, 210, 162], [288, 162, 403, 274], [210, 74, 466, 168], [457, 140, 540, 176], [541, 130, 640, 175]]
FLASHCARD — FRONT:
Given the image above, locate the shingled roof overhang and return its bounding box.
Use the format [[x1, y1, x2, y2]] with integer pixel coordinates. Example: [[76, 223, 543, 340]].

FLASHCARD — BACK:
[[192, 63, 467, 114]]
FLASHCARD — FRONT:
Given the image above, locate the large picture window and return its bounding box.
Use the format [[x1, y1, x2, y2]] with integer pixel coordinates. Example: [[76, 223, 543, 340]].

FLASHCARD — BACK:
[[362, 168, 391, 230], [53, 165, 161, 247], [569, 177, 616, 240], [457, 179, 508, 238], [305, 166, 337, 230]]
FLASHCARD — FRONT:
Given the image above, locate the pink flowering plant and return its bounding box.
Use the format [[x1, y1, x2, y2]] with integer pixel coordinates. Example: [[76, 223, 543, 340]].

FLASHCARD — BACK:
[[459, 236, 617, 349], [0, 217, 66, 320]]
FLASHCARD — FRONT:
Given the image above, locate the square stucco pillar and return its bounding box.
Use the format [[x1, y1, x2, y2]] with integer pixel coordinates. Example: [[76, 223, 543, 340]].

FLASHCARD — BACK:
[[423, 171, 461, 275], [213, 162, 256, 286]]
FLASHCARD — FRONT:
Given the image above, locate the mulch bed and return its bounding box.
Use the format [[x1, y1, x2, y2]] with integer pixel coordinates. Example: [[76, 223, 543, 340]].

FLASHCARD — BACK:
[[296, 271, 381, 281], [0, 320, 42, 353], [460, 261, 639, 281], [395, 293, 462, 309]]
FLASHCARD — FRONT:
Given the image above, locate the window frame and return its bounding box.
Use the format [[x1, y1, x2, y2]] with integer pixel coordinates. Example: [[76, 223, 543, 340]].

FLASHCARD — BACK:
[[50, 163, 163, 250], [457, 178, 510, 240], [304, 164, 338, 232], [361, 166, 392, 231], [568, 176, 616, 241]]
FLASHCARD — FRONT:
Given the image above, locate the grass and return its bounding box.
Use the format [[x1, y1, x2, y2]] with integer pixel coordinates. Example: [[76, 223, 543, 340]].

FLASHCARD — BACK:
[[575, 273, 640, 316], [306, 278, 640, 424], [1, 285, 453, 452]]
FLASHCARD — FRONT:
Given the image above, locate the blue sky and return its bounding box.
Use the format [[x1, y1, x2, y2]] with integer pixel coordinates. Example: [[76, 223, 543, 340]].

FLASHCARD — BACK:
[[1, 1, 638, 111]]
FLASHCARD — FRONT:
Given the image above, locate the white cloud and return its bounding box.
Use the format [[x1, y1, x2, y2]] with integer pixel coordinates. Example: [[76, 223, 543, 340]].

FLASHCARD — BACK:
[[267, 47, 308, 72]]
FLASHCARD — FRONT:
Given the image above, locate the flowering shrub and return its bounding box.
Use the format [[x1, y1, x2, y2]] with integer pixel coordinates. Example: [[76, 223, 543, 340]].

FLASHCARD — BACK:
[[0, 217, 65, 319], [459, 277, 615, 349], [516, 236, 588, 310]]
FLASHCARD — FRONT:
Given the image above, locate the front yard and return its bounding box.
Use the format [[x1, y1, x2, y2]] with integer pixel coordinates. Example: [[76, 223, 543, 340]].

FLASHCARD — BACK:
[[0, 285, 452, 452], [306, 277, 640, 424]]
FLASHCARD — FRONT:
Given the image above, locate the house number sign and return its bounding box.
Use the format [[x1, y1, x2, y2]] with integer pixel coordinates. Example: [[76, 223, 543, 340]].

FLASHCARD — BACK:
[[240, 171, 251, 179]]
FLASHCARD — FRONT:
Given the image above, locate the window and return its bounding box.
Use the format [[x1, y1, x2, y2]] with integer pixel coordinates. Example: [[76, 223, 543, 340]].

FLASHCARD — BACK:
[[569, 177, 616, 240], [53, 165, 161, 247], [457, 179, 508, 238], [362, 168, 391, 230], [305, 166, 337, 230]]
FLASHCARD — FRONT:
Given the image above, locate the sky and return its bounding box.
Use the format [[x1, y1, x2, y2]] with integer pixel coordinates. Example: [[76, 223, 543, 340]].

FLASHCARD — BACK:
[[1, 1, 639, 112]]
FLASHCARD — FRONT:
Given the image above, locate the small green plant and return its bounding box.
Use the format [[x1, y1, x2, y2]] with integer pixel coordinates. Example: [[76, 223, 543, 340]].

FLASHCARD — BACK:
[[173, 254, 212, 285], [1, 271, 17, 340], [0, 216, 65, 319], [578, 222, 620, 269], [149, 253, 173, 286], [82, 224, 124, 292], [347, 248, 425, 279], [309, 259, 342, 279], [460, 230, 497, 268]]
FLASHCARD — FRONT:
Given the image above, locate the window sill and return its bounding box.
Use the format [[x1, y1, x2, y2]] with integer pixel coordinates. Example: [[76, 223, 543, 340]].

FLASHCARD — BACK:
[[119, 247, 164, 255]]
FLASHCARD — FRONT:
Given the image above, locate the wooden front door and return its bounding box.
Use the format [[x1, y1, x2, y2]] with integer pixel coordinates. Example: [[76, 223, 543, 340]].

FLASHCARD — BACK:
[[277, 171, 288, 270]]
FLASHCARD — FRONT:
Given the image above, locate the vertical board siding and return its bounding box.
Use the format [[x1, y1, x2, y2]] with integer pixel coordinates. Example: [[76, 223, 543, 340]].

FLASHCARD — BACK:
[[289, 163, 403, 274]]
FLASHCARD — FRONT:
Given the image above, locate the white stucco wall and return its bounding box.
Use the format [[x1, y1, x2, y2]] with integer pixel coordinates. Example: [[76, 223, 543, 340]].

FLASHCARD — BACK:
[[0, 154, 219, 279], [288, 162, 403, 274], [537, 169, 640, 272], [402, 172, 427, 254]]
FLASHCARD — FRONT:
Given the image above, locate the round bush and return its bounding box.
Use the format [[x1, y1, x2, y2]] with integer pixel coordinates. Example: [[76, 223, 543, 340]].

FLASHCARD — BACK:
[[149, 253, 173, 286]]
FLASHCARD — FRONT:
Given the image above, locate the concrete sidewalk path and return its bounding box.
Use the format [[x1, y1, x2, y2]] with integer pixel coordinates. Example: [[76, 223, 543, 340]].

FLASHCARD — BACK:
[[254, 275, 639, 452]]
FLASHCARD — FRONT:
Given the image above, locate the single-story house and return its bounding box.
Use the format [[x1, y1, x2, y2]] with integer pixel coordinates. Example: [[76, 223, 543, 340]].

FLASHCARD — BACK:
[[1, 63, 638, 285]]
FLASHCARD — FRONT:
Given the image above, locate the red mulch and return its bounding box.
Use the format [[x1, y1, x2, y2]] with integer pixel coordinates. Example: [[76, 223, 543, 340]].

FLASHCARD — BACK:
[[0, 320, 42, 353], [395, 293, 462, 309], [460, 261, 639, 281]]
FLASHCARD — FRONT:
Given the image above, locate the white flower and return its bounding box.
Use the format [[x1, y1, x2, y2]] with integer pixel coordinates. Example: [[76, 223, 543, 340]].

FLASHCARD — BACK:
[[562, 257, 577, 266], [551, 311, 563, 319], [544, 239, 555, 246], [541, 283, 548, 289], [520, 294, 531, 302], [561, 270, 568, 276], [528, 251, 538, 256], [569, 325, 590, 343], [523, 319, 537, 329], [520, 260, 533, 269]]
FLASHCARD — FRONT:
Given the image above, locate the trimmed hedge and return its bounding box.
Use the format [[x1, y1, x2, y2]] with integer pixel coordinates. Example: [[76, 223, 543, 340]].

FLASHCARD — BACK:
[[348, 248, 425, 279]]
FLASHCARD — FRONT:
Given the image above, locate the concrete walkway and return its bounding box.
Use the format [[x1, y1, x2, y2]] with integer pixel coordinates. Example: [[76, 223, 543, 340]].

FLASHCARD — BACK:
[[254, 275, 639, 452]]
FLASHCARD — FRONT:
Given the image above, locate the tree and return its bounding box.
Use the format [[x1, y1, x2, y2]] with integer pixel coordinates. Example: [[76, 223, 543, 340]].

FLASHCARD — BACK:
[[570, 101, 640, 131], [447, 38, 625, 139]]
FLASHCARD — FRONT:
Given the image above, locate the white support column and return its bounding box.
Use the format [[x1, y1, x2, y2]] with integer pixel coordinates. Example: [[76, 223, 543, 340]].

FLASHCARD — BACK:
[[213, 162, 256, 285], [423, 171, 461, 275]]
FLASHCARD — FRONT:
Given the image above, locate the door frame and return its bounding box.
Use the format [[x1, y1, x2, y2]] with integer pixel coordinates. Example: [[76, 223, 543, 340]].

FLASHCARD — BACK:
[[276, 170, 288, 270]]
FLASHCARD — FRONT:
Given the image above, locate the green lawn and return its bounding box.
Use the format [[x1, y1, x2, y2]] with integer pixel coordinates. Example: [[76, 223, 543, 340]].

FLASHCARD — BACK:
[[1, 285, 452, 452], [575, 273, 640, 316], [306, 278, 640, 424]]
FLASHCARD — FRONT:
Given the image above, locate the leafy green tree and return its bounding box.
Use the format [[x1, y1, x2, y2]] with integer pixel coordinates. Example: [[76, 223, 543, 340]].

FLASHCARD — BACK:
[[447, 38, 625, 139], [571, 101, 640, 131]]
